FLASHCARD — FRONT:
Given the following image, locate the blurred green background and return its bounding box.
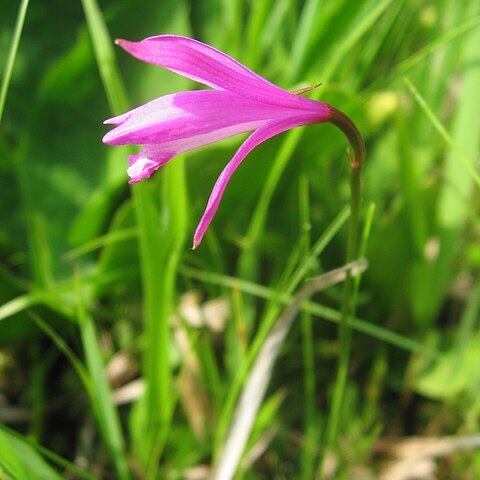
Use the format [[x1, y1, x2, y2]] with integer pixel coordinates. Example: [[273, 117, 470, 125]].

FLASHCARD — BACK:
[[1, 0, 480, 478]]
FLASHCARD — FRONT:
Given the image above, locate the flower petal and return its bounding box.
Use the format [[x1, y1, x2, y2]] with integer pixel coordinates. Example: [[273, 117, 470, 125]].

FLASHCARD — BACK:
[[115, 35, 323, 111], [103, 90, 297, 148], [193, 113, 325, 248]]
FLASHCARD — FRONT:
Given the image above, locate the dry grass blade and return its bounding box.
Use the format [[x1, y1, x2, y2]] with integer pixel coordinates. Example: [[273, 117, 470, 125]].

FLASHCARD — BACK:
[[377, 435, 480, 480], [174, 323, 214, 440], [111, 380, 145, 406]]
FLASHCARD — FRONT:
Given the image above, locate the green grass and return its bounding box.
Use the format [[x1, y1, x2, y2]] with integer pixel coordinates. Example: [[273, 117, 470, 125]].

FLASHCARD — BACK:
[[1, 0, 480, 478]]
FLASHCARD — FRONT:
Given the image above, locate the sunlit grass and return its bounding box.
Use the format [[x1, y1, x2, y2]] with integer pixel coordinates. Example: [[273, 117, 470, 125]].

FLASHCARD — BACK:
[[1, 0, 480, 478]]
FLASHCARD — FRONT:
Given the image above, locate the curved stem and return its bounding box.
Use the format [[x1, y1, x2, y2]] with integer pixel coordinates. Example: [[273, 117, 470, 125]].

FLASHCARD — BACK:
[[328, 106, 366, 171]]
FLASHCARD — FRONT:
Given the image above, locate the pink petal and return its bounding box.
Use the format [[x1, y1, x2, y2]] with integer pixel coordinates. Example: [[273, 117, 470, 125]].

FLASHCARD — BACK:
[[103, 90, 299, 148], [115, 35, 323, 111], [193, 113, 325, 248]]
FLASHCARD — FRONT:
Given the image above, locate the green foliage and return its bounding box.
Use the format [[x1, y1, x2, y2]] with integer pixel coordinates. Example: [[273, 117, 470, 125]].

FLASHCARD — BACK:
[[1, 0, 480, 478], [0, 426, 64, 480]]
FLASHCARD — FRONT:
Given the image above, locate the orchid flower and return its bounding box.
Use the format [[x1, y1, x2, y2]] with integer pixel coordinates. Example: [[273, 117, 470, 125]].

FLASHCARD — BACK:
[[103, 35, 365, 249]]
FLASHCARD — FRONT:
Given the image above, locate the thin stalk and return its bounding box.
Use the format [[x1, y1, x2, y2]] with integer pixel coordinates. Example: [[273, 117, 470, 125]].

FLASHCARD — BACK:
[[320, 107, 365, 476], [0, 0, 29, 125], [324, 163, 362, 444]]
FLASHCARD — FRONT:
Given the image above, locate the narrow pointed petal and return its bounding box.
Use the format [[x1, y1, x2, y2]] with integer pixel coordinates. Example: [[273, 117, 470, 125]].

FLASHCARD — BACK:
[[193, 113, 325, 248], [115, 36, 323, 111]]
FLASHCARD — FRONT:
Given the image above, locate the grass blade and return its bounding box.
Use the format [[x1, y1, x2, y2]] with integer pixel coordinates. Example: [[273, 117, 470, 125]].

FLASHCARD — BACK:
[[80, 0, 128, 114], [75, 272, 131, 480], [403, 76, 480, 189], [0, 425, 97, 480], [0, 0, 29, 125], [0, 426, 63, 480]]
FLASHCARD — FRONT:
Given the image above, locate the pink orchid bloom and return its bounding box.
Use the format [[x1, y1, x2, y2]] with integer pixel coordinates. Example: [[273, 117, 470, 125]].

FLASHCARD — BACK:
[[103, 35, 364, 249]]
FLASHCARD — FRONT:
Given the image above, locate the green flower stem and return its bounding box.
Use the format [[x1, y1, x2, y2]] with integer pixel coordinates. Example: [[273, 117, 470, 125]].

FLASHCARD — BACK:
[[326, 162, 362, 438], [321, 107, 365, 475]]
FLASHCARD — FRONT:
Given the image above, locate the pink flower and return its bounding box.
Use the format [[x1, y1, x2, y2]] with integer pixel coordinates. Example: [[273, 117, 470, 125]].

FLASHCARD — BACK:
[[103, 35, 364, 248]]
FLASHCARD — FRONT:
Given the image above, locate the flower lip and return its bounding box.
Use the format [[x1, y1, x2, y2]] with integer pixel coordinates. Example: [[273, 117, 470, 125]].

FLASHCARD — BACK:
[[127, 156, 158, 183]]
